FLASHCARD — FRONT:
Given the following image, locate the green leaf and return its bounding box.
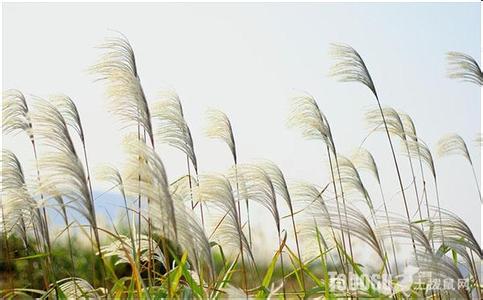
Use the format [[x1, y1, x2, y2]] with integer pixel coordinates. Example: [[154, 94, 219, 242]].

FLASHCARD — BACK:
[[12, 253, 48, 261], [169, 251, 188, 296], [256, 232, 287, 298]]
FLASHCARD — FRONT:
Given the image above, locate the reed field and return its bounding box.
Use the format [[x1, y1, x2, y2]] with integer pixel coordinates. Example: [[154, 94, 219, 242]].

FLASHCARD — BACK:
[[1, 34, 482, 299]]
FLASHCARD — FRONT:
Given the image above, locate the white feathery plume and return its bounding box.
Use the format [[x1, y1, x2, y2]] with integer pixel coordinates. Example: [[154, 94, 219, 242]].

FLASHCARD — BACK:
[[31, 98, 77, 155], [49, 95, 85, 142], [365, 107, 406, 140], [227, 163, 287, 294], [336, 156, 375, 215], [440, 241, 480, 298], [31, 98, 103, 270], [287, 92, 333, 151], [90, 34, 154, 145], [152, 90, 197, 172], [256, 160, 306, 291], [308, 199, 389, 272], [287, 92, 354, 267], [122, 138, 177, 241], [2, 148, 27, 190], [196, 174, 254, 290], [446, 51, 482, 86], [256, 161, 292, 211], [290, 181, 347, 272], [475, 133, 483, 146], [351, 148, 380, 184], [431, 208, 481, 258], [170, 175, 198, 203], [351, 148, 399, 274], [38, 152, 96, 228], [171, 193, 215, 280], [329, 43, 378, 99], [95, 164, 138, 270], [196, 174, 253, 263], [2, 149, 45, 250], [2, 89, 33, 138], [413, 251, 470, 299], [330, 43, 418, 258], [406, 139, 436, 179], [437, 134, 481, 202], [123, 139, 215, 281], [205, 109, 237, 163], [399, 113, 417, 141], [228, 164, 280, 231], [52, 277, 102, 299], [378, 220, 432, 253], [95, 165, 128, 201], [100, 234, 165, 267], [437, 134, 472, 164], [221, 284, 248, 299], [367, 107, 424, 226]]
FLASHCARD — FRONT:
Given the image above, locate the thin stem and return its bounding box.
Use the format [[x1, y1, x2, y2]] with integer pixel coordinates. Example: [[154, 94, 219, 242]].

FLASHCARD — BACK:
[[289, 208, 306, 295], [378, 184, 399, 275], [469, 250, 481, 299], [433, 179, 445, 246], [403, 141, 424, 229], [332, 150, 356, 265], [326, 147, 348, 269], [277, 231, 286, 299], [81, 139, 107, 288], [30, 140, 56, 288], [1, 206, 14, 292], [470, 163, 482, 202], [375, 100, 418, 258], [415, 142, 432, 224], [143, 129, 154, 288], [234, 165, 249, 295]]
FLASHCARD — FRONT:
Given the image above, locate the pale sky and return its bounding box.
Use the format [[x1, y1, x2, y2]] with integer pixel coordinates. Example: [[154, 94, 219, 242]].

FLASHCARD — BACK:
[[3, 3, 481, 254]]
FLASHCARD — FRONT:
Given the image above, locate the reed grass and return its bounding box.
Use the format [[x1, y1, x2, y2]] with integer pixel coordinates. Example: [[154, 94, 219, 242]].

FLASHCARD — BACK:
[[1, 38, 481, 299]]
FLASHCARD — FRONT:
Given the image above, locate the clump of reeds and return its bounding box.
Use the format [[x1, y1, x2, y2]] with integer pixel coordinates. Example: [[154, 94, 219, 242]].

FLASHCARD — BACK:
[[1, 37, 481, 300]]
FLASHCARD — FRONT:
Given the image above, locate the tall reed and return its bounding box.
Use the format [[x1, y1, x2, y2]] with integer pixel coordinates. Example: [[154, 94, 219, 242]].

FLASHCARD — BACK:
[[329, 44, 418, 257]]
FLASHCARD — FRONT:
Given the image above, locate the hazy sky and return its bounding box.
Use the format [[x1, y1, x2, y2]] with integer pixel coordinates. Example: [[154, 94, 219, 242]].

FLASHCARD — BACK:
[[3, 3, 481, 251]]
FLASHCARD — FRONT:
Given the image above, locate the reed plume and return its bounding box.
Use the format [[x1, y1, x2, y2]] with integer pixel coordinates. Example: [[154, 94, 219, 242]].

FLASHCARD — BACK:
[[196, 174, 254, 293], [152, 90, 205, 227], [330, 44, 418, 257], [365, 107, 423, 223], [3, 90, 58, 287], [290, 181, 343, 271], [152, 90, 197, 172], [446, 52, 482, 86], [31, 98, 106, 284], [352, 148, 399, 273], [256, 161, 306, 293], [399, 113, 432, 224], [288, 92, 353, 271], [90, 34, 153, 145], [437, 134, 481, 202], [205, 108, 253, 249], [229, 163, 285, 297]]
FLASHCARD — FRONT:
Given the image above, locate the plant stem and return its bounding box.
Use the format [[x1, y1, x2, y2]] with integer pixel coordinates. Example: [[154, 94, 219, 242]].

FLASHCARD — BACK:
[[470, 163, 482, 202], [375, 100, 418, 258], [289, 207, 306, 295], [378, 184, 399, 275], [326, 147, 349, 269], [278, 231, 287, 299]]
